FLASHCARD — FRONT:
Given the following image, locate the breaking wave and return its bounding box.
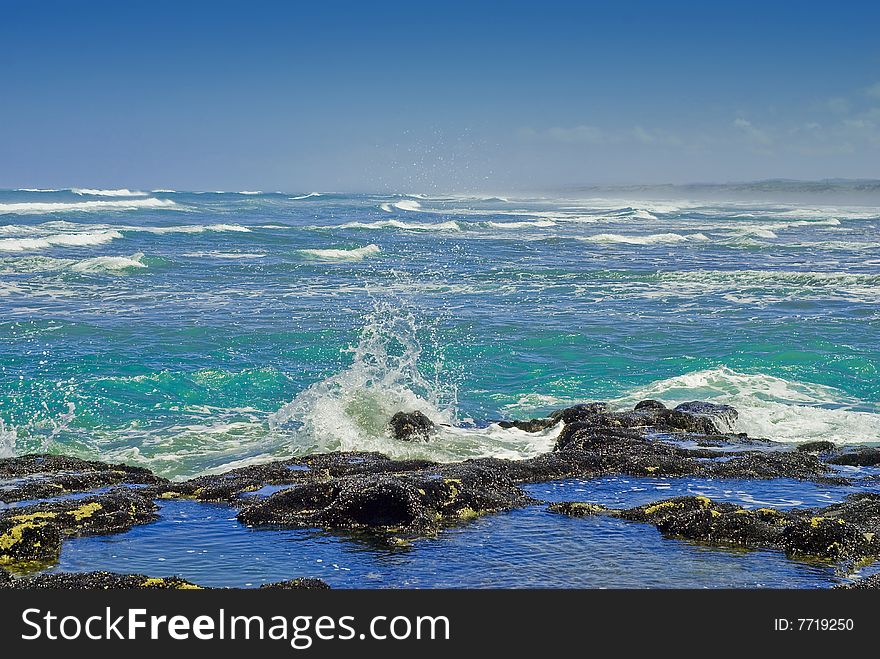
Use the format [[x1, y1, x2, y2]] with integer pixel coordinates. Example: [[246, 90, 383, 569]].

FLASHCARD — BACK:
[[299, 244, 381, 261], [72, 188, 148, 197], [0, 198, 176, 214], [617, 367, 880, 445], [0, 230, 123, 251]]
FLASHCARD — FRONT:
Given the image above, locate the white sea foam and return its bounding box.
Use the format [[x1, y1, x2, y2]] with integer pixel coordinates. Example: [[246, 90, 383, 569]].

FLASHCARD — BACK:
[[0, 419, 16, 458], [578, 232, 707, 245], [270, 299, 558, 461], [70, 253, 147, 272], [238, 190, 263, 195], [486, 220, 557, 229], [72, 188, 148, 197], [333, 219, 461, 232], [131, 223, 251, 234], [393, 200, 422, 212], [151, 189, 177, 193], [617, 367, 880, 445], [289, 192, 322, 200], [0, 198, 176, 214], [0, 230, 123, 251], [16, 188, 61, 193], [182, 251, 267, 259], [299, 244, 381, 261]]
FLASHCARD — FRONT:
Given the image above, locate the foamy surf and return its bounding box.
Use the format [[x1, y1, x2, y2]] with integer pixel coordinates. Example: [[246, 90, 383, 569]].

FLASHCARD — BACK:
[[69, 253, 147, 273], [0, 230, 123, 251], [332, 219, 461, 231], [579, 232, 709, 245], [269, 298, 560, 462], [299, 244, 381, 261], [289, 192, 323, 200], [617, 367, 880, 445], [0, 198, 176, 214], [72, 188, 148, 197]]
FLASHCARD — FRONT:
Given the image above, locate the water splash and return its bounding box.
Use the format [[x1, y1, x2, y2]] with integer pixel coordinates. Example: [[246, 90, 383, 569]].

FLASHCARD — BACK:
[[269, 297, 560, 461], [0, 419, 16, 458], [269, 297, 457, 451]]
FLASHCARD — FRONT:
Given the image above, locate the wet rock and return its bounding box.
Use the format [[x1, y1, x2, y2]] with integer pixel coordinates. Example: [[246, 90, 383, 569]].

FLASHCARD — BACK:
[[167, 453, 437, 502], [0, 490, 158, 567], [387, 411, 436, 441], [0, 454, 167, 504], [238, 462, 532, 533], [496, 417, 560, 433], [796, 440, 837, 454], [261, 577, 331, 590], [827, 448, 880, 467], [0, 517, 62, 565], [634, 399, 667, 412], [669, 401, 738, 434], [0, 571, 202, 589], [609, 493, 880, 560], [835, 574, 880, 589], [556, 403, 611, 425], [547, 501, 606, 517]]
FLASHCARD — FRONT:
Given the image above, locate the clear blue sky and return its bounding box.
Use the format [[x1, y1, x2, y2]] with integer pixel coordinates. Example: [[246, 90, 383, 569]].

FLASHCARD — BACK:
[[1, 0, 878, 192]]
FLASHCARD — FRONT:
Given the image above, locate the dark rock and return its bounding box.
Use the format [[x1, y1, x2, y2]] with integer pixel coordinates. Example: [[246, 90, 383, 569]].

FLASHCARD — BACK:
[[0, 490, 158, 567], [547, 501, 606, 517], [634, 399, 667, 412], [496, 417, 560, 433], [0, 454, 167, 504], [835, 574, 880, 589], [796, 440, 837, 454], [669, 401, 738, 434], [556, 403, 611, 424], [610, 493, 880, 561], [238, 462, 532, 533], [0, 571, 202, 589], [261, 577, 331, 590], [387, 411, 436, 442], [827, 448, 880, 467]]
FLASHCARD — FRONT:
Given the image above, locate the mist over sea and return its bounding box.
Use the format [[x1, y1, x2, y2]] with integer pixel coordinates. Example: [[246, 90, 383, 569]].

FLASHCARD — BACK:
[[2, 184, 879, 480]]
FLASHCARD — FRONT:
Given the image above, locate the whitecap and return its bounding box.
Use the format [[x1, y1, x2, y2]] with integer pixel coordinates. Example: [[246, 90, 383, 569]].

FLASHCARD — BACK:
[[70, 253, 147, 273], [0, 198, 176, 214], [299, 244, 381, 261], [332, 219, 460, 232], [289, 192, 323, 200], [72, 188, 148, 197], [0, 230, 123, 251]]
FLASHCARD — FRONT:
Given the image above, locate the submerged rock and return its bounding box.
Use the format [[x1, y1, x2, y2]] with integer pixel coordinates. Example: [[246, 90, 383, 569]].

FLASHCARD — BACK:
[[387, 411, 436, 441]]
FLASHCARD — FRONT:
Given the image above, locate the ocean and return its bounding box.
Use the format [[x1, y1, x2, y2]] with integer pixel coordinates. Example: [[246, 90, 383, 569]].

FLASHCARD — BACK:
[[1, 186, 878, 480], [3, 185, 880, 587]]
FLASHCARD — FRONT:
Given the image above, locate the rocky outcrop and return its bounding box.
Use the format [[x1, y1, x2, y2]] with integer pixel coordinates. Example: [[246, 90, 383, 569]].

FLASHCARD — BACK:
[[0, 569, 331, 590], [550, 493, 880, 561], [1, 396, 878, 588], [387, 411, 436, 441], [0, 453, 166, 504], [0, 490, 158, 566], [238, 462, 532, 533], [261, 577, 331, 590]]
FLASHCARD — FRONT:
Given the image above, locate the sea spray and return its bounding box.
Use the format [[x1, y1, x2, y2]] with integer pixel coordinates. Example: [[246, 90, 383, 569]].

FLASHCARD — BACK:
[[269, 296, 458, 452], [0, 419, 16, 458]]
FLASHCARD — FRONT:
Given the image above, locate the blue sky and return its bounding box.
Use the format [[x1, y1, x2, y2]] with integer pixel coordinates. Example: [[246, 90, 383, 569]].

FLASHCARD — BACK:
[[1, 0, 879, 191]]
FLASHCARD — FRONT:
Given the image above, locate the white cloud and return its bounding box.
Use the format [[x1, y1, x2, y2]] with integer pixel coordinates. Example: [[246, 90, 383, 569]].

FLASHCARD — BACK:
[[732, 117, 772, 146]]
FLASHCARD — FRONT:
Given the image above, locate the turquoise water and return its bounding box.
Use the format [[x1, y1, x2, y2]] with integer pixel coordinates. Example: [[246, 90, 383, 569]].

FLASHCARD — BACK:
[[1, 187, 879, 480]]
